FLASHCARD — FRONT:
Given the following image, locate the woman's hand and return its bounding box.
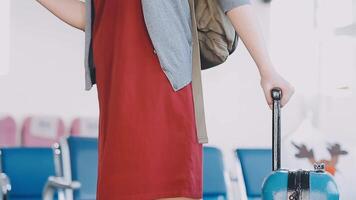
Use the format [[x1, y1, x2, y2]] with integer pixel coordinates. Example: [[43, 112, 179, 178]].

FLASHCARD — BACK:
[[260, 69, 295, 109]]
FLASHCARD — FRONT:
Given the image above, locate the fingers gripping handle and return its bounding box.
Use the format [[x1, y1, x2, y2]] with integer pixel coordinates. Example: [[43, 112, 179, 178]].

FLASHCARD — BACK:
[[272, 88, 282, 171]]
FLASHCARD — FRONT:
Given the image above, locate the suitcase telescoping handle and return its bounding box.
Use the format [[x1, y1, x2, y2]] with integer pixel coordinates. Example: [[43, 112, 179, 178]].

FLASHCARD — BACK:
[[271, 88, 282, 171]]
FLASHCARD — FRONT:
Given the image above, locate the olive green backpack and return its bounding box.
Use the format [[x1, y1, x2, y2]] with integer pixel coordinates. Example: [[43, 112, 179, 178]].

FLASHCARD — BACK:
[[193, 0, 239, 70]]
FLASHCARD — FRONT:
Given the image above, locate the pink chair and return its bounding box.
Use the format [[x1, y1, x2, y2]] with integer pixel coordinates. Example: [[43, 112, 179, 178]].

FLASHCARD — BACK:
[[0, 115, 17, 147], [21, 116, 66, 147], [70, 117, 99, 137]]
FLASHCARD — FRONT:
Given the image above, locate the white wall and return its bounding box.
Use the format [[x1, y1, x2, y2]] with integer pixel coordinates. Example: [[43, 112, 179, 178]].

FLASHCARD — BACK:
[[0, 0, 10, 75], [0, 0, 99, 125]]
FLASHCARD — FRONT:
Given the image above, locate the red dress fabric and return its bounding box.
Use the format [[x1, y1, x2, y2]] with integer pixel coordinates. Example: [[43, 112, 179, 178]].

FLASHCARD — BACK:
[[92, 0, 203, 199]]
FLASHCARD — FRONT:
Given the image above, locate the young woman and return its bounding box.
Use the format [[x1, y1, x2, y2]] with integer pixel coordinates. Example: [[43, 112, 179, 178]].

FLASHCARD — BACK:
[[36, 0, 294, 199]]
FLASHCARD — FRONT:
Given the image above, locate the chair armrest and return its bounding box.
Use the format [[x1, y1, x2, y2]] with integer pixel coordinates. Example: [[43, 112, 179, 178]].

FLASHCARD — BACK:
[[42, 176, 81, 200], [0, 173, 11, 200], [45, 176, 81, 189]]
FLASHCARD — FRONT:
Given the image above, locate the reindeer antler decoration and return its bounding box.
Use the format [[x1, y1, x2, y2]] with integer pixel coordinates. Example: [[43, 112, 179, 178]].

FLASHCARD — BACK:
[[292, 142, 316, 164], [327, 143, 348, 167], [291, 142, 348, 175]]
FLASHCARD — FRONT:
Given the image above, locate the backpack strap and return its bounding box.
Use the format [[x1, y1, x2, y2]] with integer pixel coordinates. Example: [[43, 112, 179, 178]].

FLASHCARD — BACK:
[[188, 0, 209, 144]]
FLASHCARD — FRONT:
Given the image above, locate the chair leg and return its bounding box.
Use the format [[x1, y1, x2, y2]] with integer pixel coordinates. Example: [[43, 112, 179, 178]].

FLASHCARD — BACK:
[[0, 173, 11, 200]]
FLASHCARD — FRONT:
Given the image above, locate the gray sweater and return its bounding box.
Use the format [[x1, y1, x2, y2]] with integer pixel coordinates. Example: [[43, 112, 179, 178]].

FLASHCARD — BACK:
[[84, 0, 250, 91]]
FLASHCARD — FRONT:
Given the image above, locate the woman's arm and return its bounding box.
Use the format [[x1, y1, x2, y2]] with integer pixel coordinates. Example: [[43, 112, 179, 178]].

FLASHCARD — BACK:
[[36, 0, 86, 31], [227, 4, 295, 108]]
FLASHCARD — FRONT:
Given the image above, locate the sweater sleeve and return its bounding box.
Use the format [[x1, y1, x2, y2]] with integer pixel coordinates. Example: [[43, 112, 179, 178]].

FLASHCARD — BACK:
[[218, 0, 251, 13], [84, 0, 92, 71], [84, 0, 96, 90]]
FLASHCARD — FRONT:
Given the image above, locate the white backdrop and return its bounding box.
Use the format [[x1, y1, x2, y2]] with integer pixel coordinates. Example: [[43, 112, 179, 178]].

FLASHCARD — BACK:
[[0, 0, 99, 120], [0, 0, 10, 75]]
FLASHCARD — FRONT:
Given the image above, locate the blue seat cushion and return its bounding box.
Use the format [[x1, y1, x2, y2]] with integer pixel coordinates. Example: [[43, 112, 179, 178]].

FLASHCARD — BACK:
[[66, 137, 98, 199], [236, 149, 272, 197], [203, 147, 227, 196], [1, 148, 56, 198]]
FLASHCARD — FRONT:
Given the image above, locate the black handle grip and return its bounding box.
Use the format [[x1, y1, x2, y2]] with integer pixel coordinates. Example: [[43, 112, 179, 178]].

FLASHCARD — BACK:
[[271, 88, 282, 101], [271, 87, 282, 171]]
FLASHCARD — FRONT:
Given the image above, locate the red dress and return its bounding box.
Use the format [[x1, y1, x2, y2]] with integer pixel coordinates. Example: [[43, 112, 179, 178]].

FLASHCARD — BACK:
[[92, 0, 203, 199]]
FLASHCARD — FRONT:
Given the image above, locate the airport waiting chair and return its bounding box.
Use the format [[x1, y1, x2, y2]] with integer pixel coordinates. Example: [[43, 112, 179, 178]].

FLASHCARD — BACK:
[[58, 136, 98, 200], [21, 116, 66, 147], [203, 146, 229, 200], [70, 118, 98, 138], [0, 115, 17, 147], [0, 147, 78, 200], [235, 149, 272, 200]]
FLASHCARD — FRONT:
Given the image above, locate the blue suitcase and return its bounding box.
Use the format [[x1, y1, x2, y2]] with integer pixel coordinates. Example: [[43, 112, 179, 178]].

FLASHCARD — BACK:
[[261, 88, 339, 200]]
